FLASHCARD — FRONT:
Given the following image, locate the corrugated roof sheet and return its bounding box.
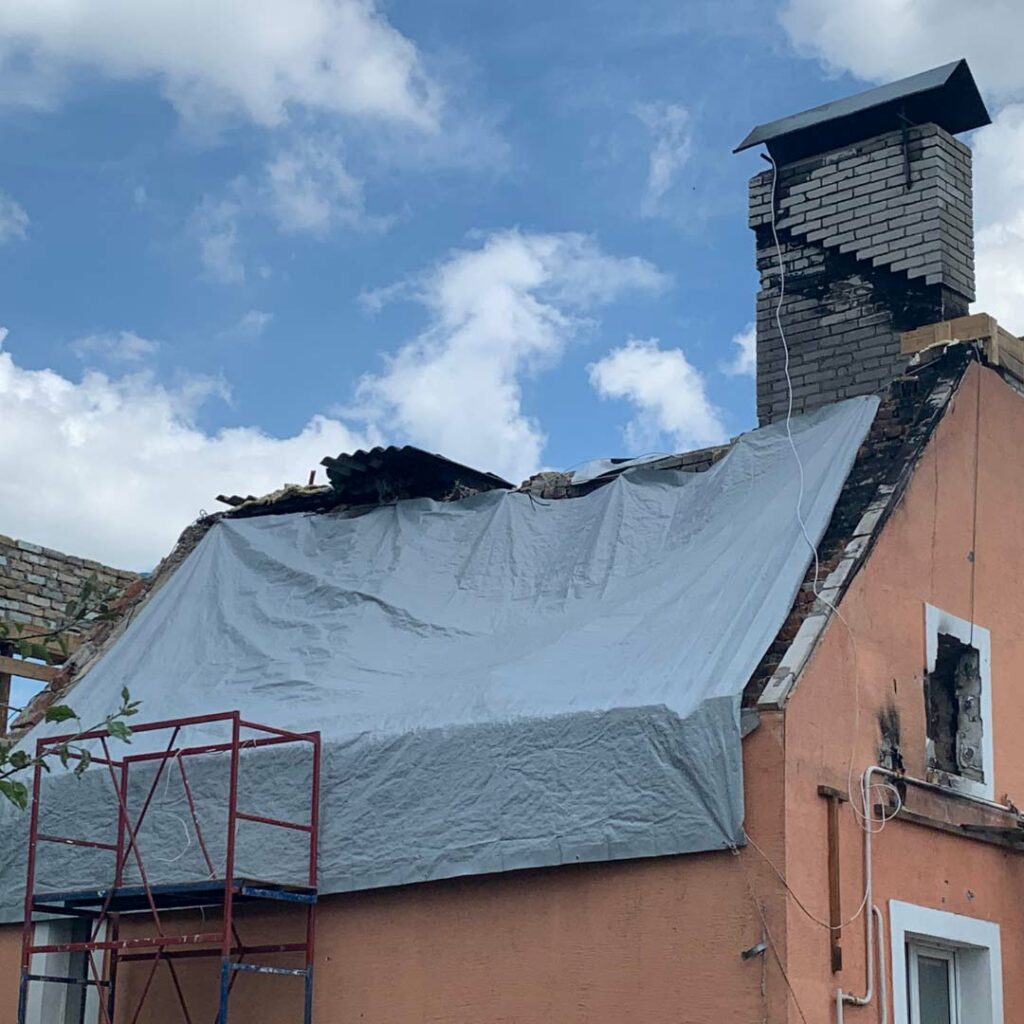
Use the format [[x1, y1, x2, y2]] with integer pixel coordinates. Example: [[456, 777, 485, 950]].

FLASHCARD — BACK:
[[321, 446, 513, 504]]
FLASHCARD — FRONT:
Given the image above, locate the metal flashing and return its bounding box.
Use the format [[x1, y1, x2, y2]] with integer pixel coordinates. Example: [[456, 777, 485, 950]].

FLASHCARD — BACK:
[[735, 59, 990, 164]]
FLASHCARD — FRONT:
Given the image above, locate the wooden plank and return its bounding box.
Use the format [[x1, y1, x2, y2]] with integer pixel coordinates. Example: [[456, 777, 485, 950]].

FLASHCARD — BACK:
[[995, 328, 1024, 380], [987, 327, 1000, 368], [900, 313, 997, 355], [826, 793, 842, 972], [0, 654, 59, 683], [0, 672, 9, 737], [816, 784, 849, 803], [818, 785, 844, 973]]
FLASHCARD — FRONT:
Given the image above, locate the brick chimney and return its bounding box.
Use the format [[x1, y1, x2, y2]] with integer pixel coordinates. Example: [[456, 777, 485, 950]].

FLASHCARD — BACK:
[[736, 60, 991, 425]]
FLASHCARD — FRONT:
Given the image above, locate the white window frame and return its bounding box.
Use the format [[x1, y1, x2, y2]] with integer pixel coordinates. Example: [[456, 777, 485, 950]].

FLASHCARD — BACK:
[[890, 900, 1003, 1024], [924, 604, 993, 800]]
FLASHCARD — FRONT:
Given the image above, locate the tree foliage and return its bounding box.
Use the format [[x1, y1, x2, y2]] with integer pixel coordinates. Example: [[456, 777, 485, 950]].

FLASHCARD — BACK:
[[0, 688, 140, 809], [0, 574, 140, 809]]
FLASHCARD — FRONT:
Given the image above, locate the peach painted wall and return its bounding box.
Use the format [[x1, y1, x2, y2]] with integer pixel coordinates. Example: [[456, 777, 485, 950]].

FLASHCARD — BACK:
[[0, 714, 791, 1022], [779, 362, 1024, 1022]]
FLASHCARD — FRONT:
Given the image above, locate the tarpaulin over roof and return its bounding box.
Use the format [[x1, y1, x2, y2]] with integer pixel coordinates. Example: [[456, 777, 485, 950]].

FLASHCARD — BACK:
[[0, 396, 878, 919]]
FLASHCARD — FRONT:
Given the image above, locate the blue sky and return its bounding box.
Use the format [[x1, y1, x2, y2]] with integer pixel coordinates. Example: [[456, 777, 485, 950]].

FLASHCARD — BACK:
[[1, 0, 1023, 570]]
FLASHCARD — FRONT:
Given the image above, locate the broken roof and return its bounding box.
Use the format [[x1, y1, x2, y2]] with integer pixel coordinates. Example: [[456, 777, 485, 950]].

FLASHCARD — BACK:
[[217, 446, 512, 518], [9, 331, 1020, 918], [1, 396, 878, 915]]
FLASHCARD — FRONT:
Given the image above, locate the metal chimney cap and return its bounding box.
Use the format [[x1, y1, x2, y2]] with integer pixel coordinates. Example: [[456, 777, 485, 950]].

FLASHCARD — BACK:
[[734, 59, 991, 164]]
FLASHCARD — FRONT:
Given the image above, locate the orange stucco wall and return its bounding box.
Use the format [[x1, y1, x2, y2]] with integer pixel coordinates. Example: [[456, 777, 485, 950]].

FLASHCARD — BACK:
[[4, 363, 1021, 1023], [779, 362, 1024, 1022]]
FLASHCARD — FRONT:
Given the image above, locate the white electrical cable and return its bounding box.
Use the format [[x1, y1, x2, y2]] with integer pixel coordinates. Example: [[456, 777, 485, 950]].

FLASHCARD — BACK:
[[765, 153, 822, 590], [837, 766, 898, 1024], [148, 750, 194, 866], [764, 155, 890, 1023]]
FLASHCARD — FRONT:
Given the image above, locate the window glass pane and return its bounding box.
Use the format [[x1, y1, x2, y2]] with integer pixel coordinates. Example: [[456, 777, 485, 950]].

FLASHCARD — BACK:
[[917, 954, 953, 1024]]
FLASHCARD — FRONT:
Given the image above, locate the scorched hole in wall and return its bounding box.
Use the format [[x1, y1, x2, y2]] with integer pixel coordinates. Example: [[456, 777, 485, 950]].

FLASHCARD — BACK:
[[925, 632, 984, 784]]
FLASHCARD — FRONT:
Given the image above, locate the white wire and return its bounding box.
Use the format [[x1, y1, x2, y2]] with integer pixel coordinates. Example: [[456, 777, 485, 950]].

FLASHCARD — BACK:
[[753, 158, 904, 961], [766, 153, 822, 594], [147, 750, 194, 866], [765, 154, 872, 811]]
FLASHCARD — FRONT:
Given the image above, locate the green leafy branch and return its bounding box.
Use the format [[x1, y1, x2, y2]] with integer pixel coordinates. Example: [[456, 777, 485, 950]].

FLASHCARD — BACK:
[[0, 687, 141, 809]]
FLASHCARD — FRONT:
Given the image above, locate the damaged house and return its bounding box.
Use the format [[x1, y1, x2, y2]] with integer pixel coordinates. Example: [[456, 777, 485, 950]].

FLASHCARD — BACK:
[[2, 59, 1023, 1024]]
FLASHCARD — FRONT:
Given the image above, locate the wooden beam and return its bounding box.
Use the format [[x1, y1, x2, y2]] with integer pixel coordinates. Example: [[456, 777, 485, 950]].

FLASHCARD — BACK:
[[995, 326, 1024, 380], [898, 312, 1024, 388], [0, 655, 58, 684], [900, 313, 998, 355], [818, 785, 845, 973], [0, 672, 9, 738], [827, 794, 842, 972], [816, 784, 849, 803]]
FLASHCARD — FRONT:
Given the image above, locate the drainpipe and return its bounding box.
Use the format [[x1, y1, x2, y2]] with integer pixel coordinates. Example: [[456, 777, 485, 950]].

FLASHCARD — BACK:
[[836, 906, 888, 1024], [835, 762, 1013, 1023], [836, 765, 885, 1023]]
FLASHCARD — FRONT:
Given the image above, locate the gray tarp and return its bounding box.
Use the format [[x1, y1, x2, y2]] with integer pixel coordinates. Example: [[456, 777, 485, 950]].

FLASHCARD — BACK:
[[0, 396, 878, 920]]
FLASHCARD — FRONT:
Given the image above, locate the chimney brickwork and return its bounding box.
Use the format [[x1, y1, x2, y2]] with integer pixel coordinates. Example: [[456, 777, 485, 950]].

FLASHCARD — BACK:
[[749, 124, 975, 424]]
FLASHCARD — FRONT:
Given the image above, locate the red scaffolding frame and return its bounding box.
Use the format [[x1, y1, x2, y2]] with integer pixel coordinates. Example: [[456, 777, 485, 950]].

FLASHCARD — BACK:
[[17, 711, 321, 1024]]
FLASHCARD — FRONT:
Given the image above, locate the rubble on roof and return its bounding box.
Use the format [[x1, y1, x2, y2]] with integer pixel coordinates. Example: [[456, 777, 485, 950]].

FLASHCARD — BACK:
[[217, 483, 338, 518], [519, 443, 732, 500], [216, 448, 513, 520]]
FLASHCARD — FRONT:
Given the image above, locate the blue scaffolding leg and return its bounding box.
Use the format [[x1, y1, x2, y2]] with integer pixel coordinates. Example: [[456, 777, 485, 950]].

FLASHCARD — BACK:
[[16, 968, 28, 1024], [217, 957, 232, 1024]]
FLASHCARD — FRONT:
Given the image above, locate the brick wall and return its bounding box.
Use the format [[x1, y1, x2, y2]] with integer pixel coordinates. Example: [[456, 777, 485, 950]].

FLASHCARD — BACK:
[[0, 534, 139, 649], [748, 124, 974, 424]]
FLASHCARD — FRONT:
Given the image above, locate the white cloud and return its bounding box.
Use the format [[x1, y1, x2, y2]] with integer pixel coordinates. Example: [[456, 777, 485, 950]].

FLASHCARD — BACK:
[[0, 0, 440, 130], [722, 322, 756, 377], [193, 198, 244, 284], [972, 104, 1024, 226], [192, 134, 387, 279], [132, 184, 147, 208], [589, 338, 727, 453], [229, 309, 273, 338], [780, 0, 1024, 101], [264, 136, 371, 236], [353, 230, 669, 483], [0, 226, 668, 564], [972, 103, 1024, 328], [0, 190, 28, 243], [0, 331, 377, 569], [778, 0, 1024, 332], [70, 330, 159, 364], [636, 102, 692, 216]]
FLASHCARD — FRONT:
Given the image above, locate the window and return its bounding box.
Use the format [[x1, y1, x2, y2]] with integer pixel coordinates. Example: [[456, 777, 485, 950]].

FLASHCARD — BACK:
[[908, 943, 958, 1024], [924, 605, 992, 800], [890, 901, 1002, 1024], [25, 919, 103, 1024]]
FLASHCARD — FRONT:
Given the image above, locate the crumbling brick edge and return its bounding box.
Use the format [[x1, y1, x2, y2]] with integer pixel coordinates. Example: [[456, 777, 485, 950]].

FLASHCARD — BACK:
[[747, 346, 974, 712]]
